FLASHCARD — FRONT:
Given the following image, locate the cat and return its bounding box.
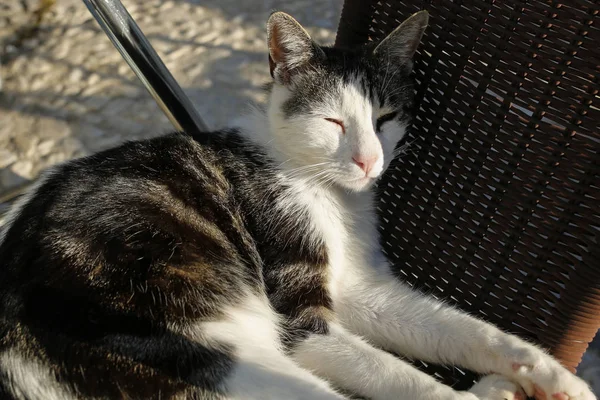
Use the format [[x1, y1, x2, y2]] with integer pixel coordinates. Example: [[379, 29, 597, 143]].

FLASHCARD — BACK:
[[0, 9, 595, 400]]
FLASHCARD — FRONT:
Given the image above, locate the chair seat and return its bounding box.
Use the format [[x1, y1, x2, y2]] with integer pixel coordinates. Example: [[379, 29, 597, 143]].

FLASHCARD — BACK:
[[335, 0, 600, 388]]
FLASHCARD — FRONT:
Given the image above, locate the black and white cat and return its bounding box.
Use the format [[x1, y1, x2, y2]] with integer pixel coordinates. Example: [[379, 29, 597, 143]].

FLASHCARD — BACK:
[[0, 10, 595, 400]]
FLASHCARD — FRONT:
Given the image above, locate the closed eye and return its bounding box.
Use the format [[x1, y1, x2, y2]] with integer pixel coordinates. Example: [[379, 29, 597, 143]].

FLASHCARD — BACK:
[[376, 112, 398, 132], [324, 118, 345, 134]]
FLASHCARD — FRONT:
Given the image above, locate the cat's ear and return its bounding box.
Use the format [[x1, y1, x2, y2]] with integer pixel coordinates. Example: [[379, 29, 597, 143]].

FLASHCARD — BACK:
[[267, 11, 323, 84], [373, 10, 429, 66]]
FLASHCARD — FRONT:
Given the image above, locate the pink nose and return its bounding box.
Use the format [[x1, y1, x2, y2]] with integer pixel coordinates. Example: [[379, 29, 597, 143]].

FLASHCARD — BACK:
[[352, 155, 378, 175]]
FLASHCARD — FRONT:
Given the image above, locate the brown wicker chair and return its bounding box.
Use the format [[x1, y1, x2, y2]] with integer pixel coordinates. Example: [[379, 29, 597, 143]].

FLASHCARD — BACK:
[[335, 0, 600, 389]]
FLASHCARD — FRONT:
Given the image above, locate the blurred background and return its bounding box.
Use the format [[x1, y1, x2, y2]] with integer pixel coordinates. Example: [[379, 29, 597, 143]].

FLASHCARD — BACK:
[[0, 0, 598, 393]]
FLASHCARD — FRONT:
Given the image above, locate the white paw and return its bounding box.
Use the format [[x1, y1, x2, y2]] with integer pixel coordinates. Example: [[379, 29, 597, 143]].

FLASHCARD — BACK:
[[494, 337, 596, 400], [510, 356, 596, 400], [468, 374, 525, 400]]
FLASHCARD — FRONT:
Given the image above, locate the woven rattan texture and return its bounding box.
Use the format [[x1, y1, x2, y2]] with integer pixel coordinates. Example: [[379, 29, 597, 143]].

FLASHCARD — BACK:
[[336, 0, 600, 385]]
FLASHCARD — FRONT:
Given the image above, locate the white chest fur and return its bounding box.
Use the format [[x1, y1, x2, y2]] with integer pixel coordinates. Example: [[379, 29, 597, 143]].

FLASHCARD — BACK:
[[296, 184, 382, 302]]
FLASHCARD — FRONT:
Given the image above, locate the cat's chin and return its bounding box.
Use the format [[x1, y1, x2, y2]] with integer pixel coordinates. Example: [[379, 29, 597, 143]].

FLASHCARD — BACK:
[[339, 176, 377, 192]]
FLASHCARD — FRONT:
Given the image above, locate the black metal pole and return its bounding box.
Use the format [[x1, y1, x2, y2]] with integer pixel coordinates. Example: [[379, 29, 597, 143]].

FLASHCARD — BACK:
[[81, 0, 209, 133]]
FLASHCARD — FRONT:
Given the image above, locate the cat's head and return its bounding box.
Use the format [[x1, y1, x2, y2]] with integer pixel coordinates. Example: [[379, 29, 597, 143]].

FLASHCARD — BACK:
[[265, 11, 428, 192]]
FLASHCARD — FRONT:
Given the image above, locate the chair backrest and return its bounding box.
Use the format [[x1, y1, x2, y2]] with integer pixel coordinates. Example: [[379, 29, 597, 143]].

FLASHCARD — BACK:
[[335, 0, 600, 387]]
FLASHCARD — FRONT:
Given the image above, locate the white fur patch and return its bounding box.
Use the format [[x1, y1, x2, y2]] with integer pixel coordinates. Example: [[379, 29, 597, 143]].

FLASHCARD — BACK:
[[196, 292, 343, 399], [292, 323, 462, 400], [0, 350, 77, 400]]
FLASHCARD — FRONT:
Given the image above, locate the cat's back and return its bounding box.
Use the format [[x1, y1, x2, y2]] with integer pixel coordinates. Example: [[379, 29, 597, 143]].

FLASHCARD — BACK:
[[0, 129, 275, 297], [0, 130, 279, 399]]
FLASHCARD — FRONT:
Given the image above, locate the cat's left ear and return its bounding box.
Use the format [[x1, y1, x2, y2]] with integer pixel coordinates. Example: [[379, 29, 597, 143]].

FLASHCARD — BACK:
[[373, 10, 429, 67], [267, 11, 324, 85]]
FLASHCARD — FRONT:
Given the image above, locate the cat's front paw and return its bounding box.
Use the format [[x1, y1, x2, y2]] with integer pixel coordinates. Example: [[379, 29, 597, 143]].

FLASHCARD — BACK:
[[493, 336, 595, 400], [509, 357, 596, 400], [468, 374, 525, 400]]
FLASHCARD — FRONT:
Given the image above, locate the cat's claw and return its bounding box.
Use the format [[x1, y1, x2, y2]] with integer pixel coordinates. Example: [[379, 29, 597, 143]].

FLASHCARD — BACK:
[[468, 374, 525, 400]]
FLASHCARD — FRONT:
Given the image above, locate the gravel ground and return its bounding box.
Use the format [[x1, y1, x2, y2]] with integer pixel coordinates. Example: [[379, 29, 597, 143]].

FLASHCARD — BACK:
[[0, 0, 598, 392]]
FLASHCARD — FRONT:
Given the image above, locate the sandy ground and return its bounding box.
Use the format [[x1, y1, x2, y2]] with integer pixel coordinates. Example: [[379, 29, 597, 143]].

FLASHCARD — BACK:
[[0, 0, 341, 197], [0, 0, 598, 392]]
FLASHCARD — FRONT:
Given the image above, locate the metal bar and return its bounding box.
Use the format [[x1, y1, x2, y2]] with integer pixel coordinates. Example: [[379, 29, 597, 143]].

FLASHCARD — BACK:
[[81, 0, 209, 133]]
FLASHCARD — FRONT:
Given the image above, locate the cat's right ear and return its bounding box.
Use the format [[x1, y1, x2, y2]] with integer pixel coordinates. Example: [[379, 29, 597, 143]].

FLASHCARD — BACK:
[[267, 12, 323, 85]]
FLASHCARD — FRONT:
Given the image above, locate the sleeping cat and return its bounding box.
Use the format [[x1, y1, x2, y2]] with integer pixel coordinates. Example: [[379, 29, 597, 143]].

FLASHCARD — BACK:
[[0, 10, 595, 400]]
